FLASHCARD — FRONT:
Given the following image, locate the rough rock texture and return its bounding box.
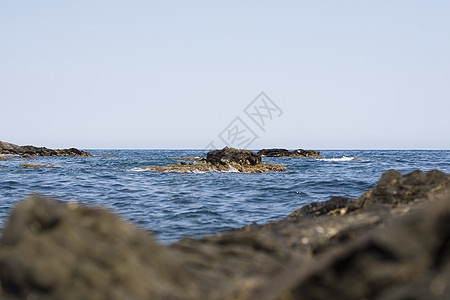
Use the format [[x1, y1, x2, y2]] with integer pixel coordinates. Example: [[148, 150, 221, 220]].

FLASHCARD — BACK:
[[146, 147, 286, 173], [0, 141, 92, 157], [0, 170, 449, 299], [207, 147, 261, 166], [257, 148, 322, 158], [0, 156, 8, 161]]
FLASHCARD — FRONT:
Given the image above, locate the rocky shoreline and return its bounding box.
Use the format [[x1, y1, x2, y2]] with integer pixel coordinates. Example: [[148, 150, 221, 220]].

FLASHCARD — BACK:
[[0, 141, 92, 157], [0, 169, 449, 299]]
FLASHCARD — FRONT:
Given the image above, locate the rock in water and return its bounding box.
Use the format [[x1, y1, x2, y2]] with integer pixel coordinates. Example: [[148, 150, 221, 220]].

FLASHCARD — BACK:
[[0, 141, 92, 157], [257, 148, 322, 158], [146, 147, 286, 173], [206, 147, 261, 166]]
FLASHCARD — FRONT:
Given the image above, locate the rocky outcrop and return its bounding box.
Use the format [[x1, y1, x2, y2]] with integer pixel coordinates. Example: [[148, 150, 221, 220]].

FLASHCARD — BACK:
[[147, 147, 286, 173], [0, 170, 449, 299], [0, 141, 92, 157], [206, 147, 261, 166], [257, 148, 322, 158]]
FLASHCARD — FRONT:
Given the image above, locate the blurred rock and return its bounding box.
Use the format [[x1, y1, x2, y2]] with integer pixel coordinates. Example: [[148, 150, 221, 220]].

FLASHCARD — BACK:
[[270, 186, 450, 300], [0, 196, 203, 299]]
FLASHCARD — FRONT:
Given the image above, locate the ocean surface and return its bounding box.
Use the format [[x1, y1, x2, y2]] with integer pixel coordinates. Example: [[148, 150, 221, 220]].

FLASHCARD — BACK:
[[1, 150, 449, 244]]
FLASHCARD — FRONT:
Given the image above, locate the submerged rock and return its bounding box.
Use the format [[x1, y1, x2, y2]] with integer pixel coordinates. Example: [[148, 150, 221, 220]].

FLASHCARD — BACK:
[[257, 148, 322, 158], [19, 164, 60, 169], [146, 147, 286, 173], [0, 141, 92, 157], [0, 169, 449, 299]]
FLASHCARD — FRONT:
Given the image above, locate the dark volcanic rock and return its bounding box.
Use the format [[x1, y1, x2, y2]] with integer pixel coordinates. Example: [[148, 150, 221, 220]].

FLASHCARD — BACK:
[[257, 148, 291, 157], [355, 169, 450, 207], [206, 147, 261, 166], [0, 169, 449, 299], [0, 141, 92, 157], [286, 169, 450, 220], [257, 148, 321, 158]]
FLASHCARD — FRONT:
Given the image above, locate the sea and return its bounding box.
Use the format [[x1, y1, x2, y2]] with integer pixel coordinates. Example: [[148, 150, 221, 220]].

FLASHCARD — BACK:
[[0, 150, 449, 244]]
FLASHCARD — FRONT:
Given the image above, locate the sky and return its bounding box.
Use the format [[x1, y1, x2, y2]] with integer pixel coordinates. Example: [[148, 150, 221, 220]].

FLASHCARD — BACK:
[[1, 1, 449, 149]]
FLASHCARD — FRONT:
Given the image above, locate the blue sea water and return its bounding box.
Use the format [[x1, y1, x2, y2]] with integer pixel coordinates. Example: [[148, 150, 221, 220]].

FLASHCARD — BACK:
[[0, 150, 449, 244]]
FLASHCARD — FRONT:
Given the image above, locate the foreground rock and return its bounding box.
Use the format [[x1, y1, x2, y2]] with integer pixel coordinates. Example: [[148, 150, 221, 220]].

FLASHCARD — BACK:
[[147, 147, 286, 173], [0, 170, 449, 299], [0, 141, 92, 157], [0, 195, 204, 299], [258, 148, 322, 158]]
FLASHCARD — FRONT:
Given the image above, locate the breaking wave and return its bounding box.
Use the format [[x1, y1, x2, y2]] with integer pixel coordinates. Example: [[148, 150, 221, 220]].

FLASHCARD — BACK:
[[317, 156, 355, 162]]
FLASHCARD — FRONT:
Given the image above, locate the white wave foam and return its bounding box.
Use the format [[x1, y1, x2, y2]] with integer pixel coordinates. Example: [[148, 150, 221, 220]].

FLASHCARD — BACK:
[[129, 167, 147, 172], [317, 156, 355, 162], [216, 164, 240, 173]]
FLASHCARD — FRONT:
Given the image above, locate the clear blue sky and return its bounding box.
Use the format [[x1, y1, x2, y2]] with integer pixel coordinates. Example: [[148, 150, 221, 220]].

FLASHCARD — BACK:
[[1, 1, 449, 149]]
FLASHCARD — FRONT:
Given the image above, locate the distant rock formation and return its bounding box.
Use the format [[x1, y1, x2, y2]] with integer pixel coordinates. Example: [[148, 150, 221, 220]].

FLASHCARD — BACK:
[[0, 169, 449, 299], [0, 141, 92, 157], [147, 147, 286, 173], [257, 148, 322, 158]]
